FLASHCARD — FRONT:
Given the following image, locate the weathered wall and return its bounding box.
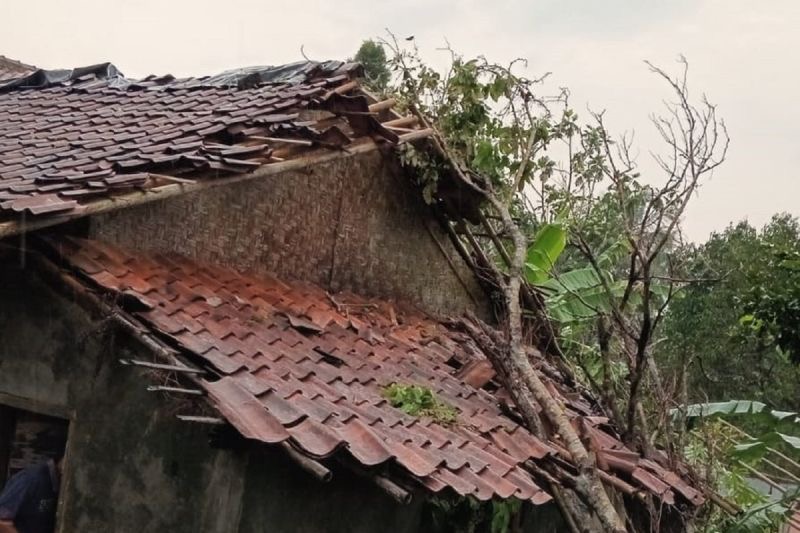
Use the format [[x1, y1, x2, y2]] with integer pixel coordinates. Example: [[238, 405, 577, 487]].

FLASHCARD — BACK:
[[0, 263, 247, 533], [0, 265, 432, 533], [239, 447, 424, 533], [89, 150, 487, 319]]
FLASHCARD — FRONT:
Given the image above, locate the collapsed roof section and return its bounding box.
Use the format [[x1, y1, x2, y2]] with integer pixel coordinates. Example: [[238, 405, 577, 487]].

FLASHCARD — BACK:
[[0, 61, 425, 229], [37, 236, 705, 509]]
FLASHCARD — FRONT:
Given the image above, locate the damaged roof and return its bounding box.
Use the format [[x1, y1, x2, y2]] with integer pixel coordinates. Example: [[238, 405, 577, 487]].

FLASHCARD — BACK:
[[42, 236, 705, 508], [0, 61, 420, 223], [0, 55, 35, 82]]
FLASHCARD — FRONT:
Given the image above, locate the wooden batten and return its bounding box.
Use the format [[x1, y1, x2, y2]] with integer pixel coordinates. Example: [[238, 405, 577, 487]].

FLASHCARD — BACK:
[[368, 98, 396, 113]]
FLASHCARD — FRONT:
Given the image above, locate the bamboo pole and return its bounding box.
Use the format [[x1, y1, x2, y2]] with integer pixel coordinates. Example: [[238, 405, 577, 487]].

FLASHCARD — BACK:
[[120, 359, 206, 374], [247, 136, 314, 146], [368, 98, 396, 112], [177, 416, 226, 424], [383, 115, 418, 128], [147, 385, 204, 396], [717, 431, 800, 484], [718, 418, 800, 477]]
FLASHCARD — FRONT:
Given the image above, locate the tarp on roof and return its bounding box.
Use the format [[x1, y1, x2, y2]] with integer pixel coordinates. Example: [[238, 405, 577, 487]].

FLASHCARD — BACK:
[[0, 63, 127, 92], [0, 60, 362, 93]]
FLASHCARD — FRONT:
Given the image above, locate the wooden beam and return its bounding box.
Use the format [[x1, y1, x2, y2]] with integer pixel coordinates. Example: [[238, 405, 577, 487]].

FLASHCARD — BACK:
[[147, 386, 204, 396], [148, 173, 197, 185], [247, 136, 314, 147], [373, 475, 412, 504], [120, 359, 206, 374], [0, 139, 383, 239], [177, 415, 226, 424], [0, 391, 72, 420], [397, 128, 434, 144], [331, 80, 359, 95], [383, 115, 418, 128], [282, 444, 332, 483], [368, 98, 396, 112]]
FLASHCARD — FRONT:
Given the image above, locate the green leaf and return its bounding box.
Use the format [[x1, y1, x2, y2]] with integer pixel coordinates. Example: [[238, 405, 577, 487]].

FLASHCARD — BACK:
[[539, 267, 603, 293], [732, 441, 768, 462], [596, 239, 631, 269], [524, 223, 566, 284], [777, 432, 800, 449], [682, 400, 769, 418]]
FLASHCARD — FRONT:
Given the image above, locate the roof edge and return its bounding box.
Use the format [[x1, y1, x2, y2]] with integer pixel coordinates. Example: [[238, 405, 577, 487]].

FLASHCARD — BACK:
[[0, 131, 431, 240]]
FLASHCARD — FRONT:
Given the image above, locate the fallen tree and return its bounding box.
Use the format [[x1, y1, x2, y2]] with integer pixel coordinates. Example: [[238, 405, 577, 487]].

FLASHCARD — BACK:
[[381, 36, 728, 530]]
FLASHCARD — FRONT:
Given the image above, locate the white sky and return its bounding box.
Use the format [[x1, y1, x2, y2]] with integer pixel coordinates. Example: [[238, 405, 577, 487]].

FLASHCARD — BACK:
[[2, 0, 798, 242]]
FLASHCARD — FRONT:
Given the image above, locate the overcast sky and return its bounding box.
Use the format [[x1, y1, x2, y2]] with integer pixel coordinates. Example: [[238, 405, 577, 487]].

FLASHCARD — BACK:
[[2, 1, 797, 242]]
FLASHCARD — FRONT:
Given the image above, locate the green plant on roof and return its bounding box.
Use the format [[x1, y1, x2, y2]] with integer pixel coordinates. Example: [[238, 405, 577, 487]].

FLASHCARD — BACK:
[[383, 383, 458, 425]]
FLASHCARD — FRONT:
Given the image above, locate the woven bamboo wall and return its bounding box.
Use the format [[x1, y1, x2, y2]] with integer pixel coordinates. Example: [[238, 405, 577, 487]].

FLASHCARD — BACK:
[[90, 150, 488, 318]]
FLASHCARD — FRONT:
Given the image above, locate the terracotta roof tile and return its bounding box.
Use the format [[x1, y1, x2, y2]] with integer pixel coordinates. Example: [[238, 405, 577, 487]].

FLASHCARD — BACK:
[[45, 236, 705, 507], [0, 61, 409, 223]]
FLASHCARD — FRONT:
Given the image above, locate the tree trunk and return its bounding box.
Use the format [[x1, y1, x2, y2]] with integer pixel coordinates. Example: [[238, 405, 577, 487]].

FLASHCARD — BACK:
[[486, 195, 628, 533], [416, 119, 627, 531]]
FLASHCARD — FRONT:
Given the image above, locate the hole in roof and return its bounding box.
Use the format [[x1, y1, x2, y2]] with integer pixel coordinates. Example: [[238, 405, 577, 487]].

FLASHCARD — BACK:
[[444, 355, 462, 370], [314, 347, 344, 368]]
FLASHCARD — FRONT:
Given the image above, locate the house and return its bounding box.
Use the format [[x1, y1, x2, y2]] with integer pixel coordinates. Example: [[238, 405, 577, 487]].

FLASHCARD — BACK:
[[0, 58, 704, 532]]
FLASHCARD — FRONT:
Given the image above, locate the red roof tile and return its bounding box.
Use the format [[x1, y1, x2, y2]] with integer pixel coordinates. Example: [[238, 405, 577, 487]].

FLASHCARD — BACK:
[[45, 236, 704, 507], [0, 62, 408, 222]]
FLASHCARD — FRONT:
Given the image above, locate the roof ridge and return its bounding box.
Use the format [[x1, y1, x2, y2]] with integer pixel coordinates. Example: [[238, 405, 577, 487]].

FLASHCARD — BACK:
[[0, 54, 36, 71]]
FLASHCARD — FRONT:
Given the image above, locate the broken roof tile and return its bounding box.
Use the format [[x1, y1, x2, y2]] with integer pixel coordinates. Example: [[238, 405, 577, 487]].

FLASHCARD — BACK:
[[0, 60, 418, 224], [45, 236, 705, 508]]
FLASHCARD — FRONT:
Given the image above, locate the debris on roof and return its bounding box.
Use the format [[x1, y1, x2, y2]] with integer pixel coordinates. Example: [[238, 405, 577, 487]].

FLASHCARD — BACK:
[[42, 236, 706, 508], [0, 55, 36, 83], [0, 61, 426, 227]]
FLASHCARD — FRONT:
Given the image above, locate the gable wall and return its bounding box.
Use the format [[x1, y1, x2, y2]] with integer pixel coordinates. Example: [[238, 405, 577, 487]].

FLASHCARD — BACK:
[[88, 149, 488, 318]]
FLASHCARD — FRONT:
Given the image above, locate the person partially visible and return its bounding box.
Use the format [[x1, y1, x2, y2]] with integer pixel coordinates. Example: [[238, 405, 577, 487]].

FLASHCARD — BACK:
[[0, 450, 63, 533]]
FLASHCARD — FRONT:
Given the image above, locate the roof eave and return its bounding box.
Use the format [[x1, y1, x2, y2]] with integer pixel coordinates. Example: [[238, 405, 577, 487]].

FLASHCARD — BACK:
[[0, 130, 430, 240]]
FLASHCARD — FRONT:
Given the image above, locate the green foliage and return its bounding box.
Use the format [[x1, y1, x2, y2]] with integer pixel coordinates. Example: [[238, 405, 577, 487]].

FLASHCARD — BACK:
[[385, 38, 594, 204], [740, 241, 800, 365], [682, 400, 771, 418], [354, 40, 390, 91], [524, 223, 567, 283], [383, 383, 458, 425], [657, 215, 800, 410], [683, 420, 795, 533], [677, 400, 800, 466], [424, 495, 521, 533], [490, 499, 522, 533]]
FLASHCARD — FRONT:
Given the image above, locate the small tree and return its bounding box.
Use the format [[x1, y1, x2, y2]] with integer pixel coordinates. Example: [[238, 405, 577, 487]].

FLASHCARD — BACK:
[[354, 40, 390, 92]]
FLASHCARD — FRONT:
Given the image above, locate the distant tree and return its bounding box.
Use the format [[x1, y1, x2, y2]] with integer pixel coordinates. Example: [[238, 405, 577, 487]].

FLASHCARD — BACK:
[[658, 215, 800, 410], [354, 40, 390, 91]]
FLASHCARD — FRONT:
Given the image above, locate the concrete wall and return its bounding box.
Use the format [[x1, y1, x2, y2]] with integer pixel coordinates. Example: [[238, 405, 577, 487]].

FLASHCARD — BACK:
[[89, 150, 487, 319]]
